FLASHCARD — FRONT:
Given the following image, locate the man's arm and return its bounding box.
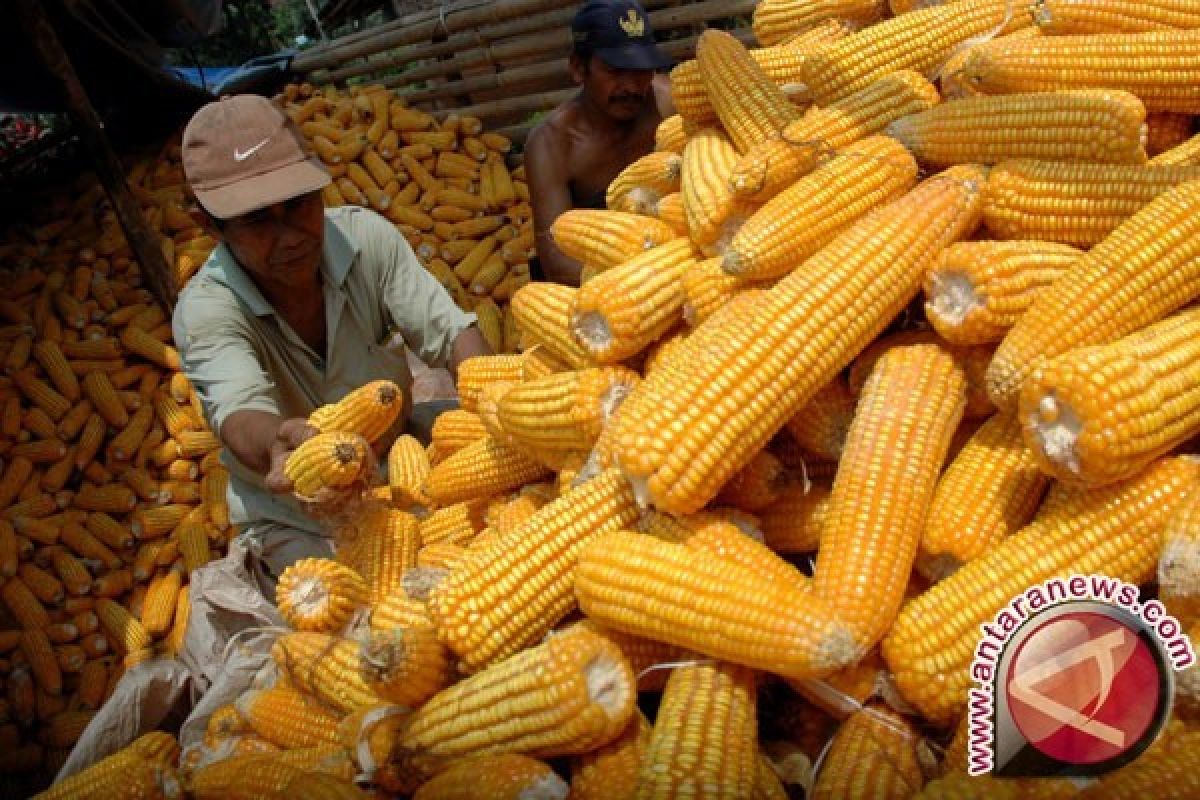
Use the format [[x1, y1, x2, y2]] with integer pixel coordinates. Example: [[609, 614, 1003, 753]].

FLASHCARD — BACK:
[[525, 124, 584, 286], [448, 325, 491, 379]]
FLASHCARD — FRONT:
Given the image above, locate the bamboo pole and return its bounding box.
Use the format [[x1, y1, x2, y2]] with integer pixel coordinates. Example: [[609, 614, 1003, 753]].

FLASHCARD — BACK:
[[322, 6, 577, 85], [379, 0, 756, 90], [429, 87, 578, 122], [14, 0, 176, 310], [293, 0, 573, 73]]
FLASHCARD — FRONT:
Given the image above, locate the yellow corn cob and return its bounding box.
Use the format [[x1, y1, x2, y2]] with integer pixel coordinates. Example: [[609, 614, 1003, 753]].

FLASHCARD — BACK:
[[813, 345, 965, 648], [986, 177, 1200, 411], [572, 239, 697, 363], [81, 371, 126, 427], [34, 749, 178, 800], [890, 90, 1149, 168], [165, 585, 190, 656], [456, 354, 525, 413], [387, 433, 431, 508], [510, 284, 596, 369], [925, 241, 1082, 345], [606, 152, 682, 214], [32, 340, 79, 403], [392, 626, 635, 790], [681, 128, 743, 251], [107, 405, 154, 462], [429, 469, 638, 671], [152, 393, 199, 439], [190, 754, 308, 800], [21, 628, 61, 696], [725, 135, 918, 281], [126, 730, 179, 766], [276, 557, 368, 632], [714, 451, 790, 512], [1032, 0, 1200, 33], [655, 114, 688, 154], [576, 530, 852, 678], [361, 622, 451, 707], [424, 434, 550, 507], [412, 753, 567, 800], [804, 0, 1028, 104], [13, 369, 71, 422], [283, 431, 371, 498], [885, 456, 1200, 723], [272, 632, 382, 713], [175, 429, 220, 458], [919, 411, 1050, 581], [759, 480, 833, 554], [680, 259, 762, 328], [1021, 308, 1200, 486], [635, 661, 758, 800], [752, 0, 881, 46], [811, 705, 924, 799], [1152, 132, 1200, 165], [696, 30, 802, 154], [201, 466, 229, 531], [430, 409, 488, 457], [119, 324, 181, 370], [96, 597, 151, 656], [141, 566, 181, 636], [336, 505, 420, 605], [19, 561, 64, 606], [568, 711, 650, 800], [494, 367, 639, 465], [1075, 733, 1200, 798], [550, 210, 678, 276], [964, 29, 1200, 113], [416, 503, 483, 547], [131, 503, 190, 539], [309, 380, 403, 444], [983, 159, 1200, 247], [236, 685, 342, 749], [612, 167, 985, 514], [1160, 485, 1200, 632], [784, 378, 857, 462], [473, 297, 503, 352]]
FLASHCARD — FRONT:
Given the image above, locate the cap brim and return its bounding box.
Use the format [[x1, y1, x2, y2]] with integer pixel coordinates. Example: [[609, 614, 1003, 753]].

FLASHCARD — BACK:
[[195, 157, 332, 220], [594, 42, 674, 71]]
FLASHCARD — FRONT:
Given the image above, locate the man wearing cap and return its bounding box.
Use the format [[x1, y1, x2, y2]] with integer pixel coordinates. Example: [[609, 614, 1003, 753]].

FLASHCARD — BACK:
[[525, 0, 675, 286], [173, 94, 490, 586]]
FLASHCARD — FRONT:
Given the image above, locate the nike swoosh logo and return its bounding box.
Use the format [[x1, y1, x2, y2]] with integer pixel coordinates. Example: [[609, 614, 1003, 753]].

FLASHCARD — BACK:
[[234, 138, 270, 161]]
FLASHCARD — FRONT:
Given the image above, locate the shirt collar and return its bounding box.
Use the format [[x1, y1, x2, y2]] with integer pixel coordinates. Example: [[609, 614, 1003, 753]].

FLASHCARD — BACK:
[[202, 211, 359, 317]]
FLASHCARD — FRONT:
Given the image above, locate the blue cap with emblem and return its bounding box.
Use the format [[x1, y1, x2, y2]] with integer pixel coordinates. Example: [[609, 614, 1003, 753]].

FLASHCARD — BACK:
[[571, 0, 673, 71]]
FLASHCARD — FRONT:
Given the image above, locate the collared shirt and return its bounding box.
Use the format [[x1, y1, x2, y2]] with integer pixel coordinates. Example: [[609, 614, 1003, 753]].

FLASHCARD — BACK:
[[172, 206, 475, 533]]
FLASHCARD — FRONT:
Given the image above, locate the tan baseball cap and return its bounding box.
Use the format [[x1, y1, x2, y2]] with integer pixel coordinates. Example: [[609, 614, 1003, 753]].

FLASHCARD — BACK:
[[182, 94, 330, 220]]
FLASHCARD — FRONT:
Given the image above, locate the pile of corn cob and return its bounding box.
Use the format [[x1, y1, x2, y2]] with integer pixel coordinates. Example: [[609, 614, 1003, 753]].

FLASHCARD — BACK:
[[30, 0, 1200, 796], [278, 82, 533, 354], [0, 140, 232, 791]]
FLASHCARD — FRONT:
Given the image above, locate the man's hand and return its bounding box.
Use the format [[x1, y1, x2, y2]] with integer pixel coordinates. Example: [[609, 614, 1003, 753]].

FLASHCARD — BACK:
[[264, 417, 319, 493]]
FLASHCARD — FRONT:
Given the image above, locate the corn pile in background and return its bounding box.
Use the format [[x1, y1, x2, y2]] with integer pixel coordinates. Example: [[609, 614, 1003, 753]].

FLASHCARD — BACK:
[[279, 82, 533, 354], [0, 141, 227, 790], [27, 0, 1200, 797]]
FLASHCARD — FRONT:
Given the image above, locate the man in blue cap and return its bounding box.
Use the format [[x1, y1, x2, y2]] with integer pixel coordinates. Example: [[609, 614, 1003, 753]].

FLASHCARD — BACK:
[[525, 0, 675, 285]]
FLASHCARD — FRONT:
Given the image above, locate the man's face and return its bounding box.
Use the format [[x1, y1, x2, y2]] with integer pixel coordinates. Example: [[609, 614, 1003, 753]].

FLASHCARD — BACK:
[[217, 191, 325, 285], [574, 55, 654, 121]]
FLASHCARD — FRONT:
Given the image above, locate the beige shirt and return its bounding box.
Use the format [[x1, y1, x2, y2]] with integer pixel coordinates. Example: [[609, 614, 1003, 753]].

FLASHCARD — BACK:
[[172, 206, 475, 533]]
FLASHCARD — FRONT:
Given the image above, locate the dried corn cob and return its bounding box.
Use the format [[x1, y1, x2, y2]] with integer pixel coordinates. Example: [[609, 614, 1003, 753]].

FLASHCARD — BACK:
[[412, 754, 568, 800], [963, 29, 1200, 112], [572, 239, 698, 363], [784, 378, 857, 462], [802, 0, 1029, 103], [724, 135, 918, 281], [919, 412, 1050, 580], [1021, 308, 1200, 486], [424, 435, 550, 507], [429, 469, 638, 671], [606, 152, 682, 214], [576, 530, 853, 679], [982, 159, 1200, 247], [236, 685, 342, 749], [392, 626, 635, 790], [811, 705, 924, 799], [1152, 132, 1200, 165], [885, 456, 1200, 723], [272, 632, 381, 714], [986, 176, 1200, 411], [96, 597, 151, 656], [387, 433, 431, 508], [889, 90, 1149, 167], [1032, 0, 1200, 33], [752, 0, 883, 46], [612, 167, 985, 514], [456, 354, 525, 414], [696, 29, 803, 154], [309, 380, 403, 443], [361, 623, 451, 707], [925, 241, 1082, 345], [569, 711, 650, 800], [681, 128, 747, 253], [336, 505, 420, 605], [430, 409, 488, 456], [636, 661, 759, 800], [510, 284, 596, 369], [283, 431, 371, 498], [276, 557, 368, 632], [34, 749, 178, 800], [760, 480, 833, 554]]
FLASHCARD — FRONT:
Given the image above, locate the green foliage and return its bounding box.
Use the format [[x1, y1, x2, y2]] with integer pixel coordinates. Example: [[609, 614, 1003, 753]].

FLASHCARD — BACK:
[[166, 0, 311, 67]]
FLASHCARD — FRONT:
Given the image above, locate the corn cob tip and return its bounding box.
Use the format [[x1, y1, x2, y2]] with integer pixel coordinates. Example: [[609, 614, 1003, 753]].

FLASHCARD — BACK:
[[1159, 538, 1200, 602], [521, 773, 570, 800], [401, 567, 448, 600], [925, 270, 979, 330], [582, 641, 634, 718], [818, 623, 867, 676], [333, 441, 360, 465], [571, 311, 612, 356], [1022, 390, 1083, 477]]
